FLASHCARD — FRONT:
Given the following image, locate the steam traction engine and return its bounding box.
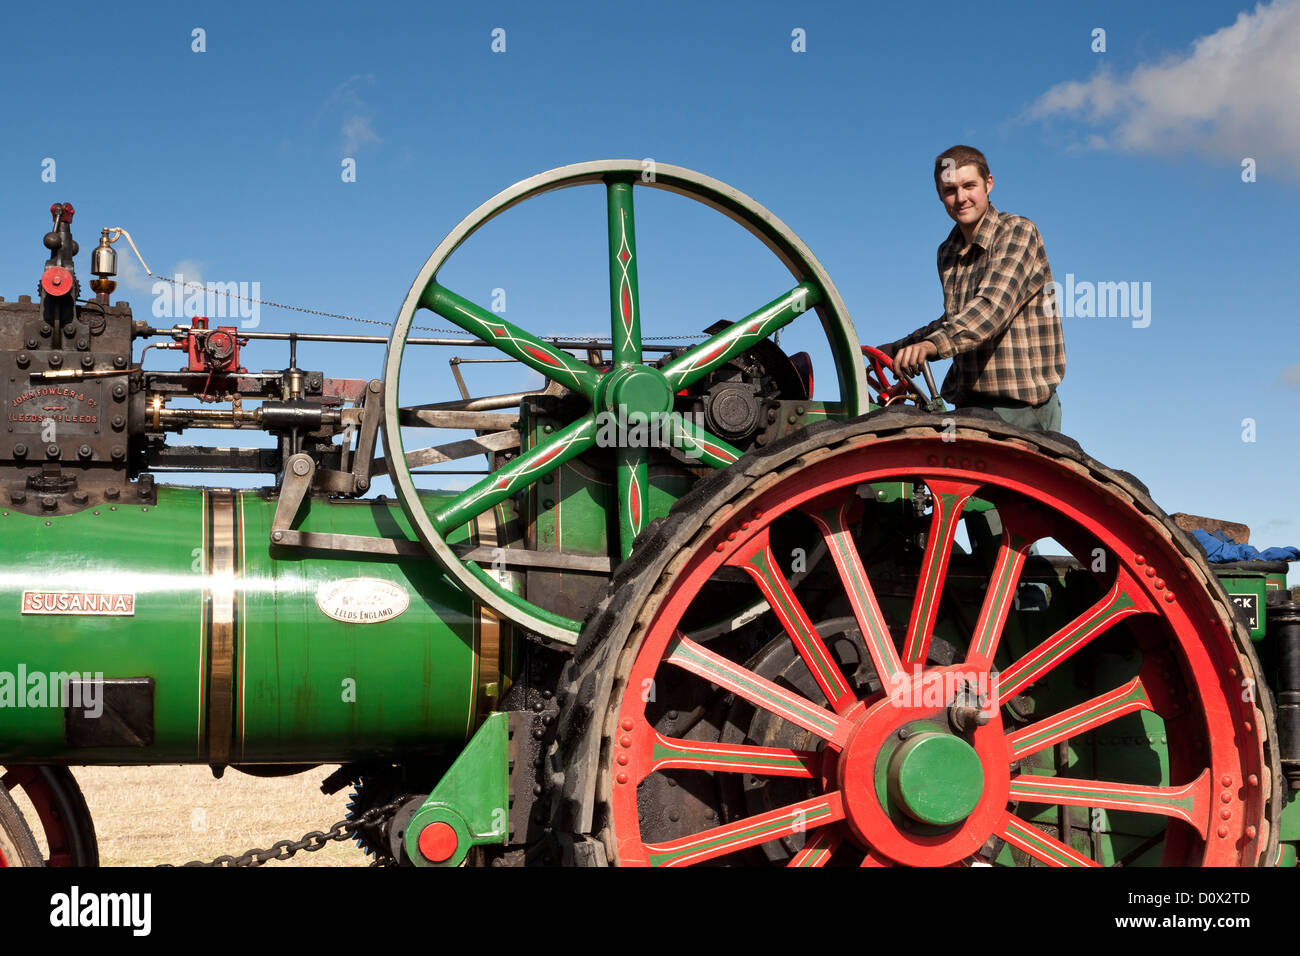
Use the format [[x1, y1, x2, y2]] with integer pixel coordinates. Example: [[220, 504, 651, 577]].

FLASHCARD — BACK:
[[0, 164, 1294, 868]]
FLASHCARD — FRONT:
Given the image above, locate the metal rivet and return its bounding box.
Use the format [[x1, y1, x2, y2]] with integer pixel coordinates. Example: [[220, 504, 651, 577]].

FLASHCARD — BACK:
[[1217, 826, 1229, 838], [619, 735, 632, 748], [621, 718, 633, 731], [1221, 775, 1232, 787], [616, 772, 628, 784]]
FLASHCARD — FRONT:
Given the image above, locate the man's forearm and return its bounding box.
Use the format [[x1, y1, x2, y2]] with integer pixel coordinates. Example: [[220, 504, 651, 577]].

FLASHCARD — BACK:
[[888, 314, 946, 351]]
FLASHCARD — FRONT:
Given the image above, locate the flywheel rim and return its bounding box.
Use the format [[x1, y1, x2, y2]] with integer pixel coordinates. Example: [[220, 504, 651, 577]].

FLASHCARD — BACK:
[[381, 160, 869, 644]]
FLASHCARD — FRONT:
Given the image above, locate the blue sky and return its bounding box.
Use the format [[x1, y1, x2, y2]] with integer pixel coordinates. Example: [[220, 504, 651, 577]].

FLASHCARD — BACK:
[[0, 0, 1295, 580]]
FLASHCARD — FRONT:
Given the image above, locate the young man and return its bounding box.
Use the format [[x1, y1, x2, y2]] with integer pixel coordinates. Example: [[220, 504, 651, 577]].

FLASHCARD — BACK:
[[881, 145, 1065, 431]]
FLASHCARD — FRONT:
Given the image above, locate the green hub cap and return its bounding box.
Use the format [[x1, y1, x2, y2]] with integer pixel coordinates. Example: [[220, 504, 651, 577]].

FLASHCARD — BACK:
[[601, 365, 674, 417], [887, 732, 984, 826]]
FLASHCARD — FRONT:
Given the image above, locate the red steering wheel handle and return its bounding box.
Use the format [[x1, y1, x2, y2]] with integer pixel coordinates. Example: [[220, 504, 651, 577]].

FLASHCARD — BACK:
[[861, 345, 922, 406]]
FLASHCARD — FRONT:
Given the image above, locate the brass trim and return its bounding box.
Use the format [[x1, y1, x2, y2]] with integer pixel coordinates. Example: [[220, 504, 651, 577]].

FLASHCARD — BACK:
[[207, 491, 237, 767]]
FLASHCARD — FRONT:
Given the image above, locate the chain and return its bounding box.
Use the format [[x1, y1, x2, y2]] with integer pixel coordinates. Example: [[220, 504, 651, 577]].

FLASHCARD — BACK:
[[160, 797, 409, 868], [143, 273, 704, 341]]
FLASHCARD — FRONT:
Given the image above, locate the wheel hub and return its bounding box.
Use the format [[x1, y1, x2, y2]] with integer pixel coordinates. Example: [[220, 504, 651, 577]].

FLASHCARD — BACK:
[[887, 731, 984, 826], [833, 666, 1011, 866], [599, 364, 674, 419]]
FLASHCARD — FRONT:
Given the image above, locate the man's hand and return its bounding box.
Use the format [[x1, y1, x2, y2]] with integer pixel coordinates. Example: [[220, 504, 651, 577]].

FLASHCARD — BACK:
[[894, 340, 938, 377]]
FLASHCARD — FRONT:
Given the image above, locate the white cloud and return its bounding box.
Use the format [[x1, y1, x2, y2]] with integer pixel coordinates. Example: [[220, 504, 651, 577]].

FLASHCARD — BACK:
[[341, 114, 380, 155], [116, 252, 203, 297], [321, 75, 381, 156], [1029, 1, 1300, 176]]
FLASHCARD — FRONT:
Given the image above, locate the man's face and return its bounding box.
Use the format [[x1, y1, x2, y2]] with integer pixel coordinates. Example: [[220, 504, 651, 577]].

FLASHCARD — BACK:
[[937, 164, 993, 229]]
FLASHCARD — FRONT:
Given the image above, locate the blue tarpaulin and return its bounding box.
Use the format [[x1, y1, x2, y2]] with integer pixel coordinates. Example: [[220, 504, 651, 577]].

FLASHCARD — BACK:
[[1192, 529, 1299, 563]]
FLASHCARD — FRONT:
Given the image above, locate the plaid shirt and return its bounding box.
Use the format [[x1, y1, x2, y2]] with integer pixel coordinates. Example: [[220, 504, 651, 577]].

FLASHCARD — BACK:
[[893, 204, 1064, 406]]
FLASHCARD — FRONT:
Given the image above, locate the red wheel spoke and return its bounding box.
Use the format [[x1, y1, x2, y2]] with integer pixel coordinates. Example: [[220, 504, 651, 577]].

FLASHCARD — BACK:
[[644, 730, 819, 780], [808, 499, 905, 691], [1008, 769, 1211, 839], [1007, 676, 1153, 761], [432, 414, 597, 534], [660, 282, 823, 392], [663, 412, 744, 469], [665, 632, 851, 744], [645, 793, 844, 867], [902, 480, 982, 664], [617, 445, 648, 561], [787, 828, 841, 867], [965, 527, 1036, 667], [998, 569, 1153, 700], [1000, 815, 1099, 867], [729, 533, 855, 712], [419, 281, 600, 399]]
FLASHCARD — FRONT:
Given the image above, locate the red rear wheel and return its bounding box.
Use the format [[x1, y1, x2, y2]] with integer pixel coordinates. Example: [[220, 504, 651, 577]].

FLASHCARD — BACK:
[[561, 412, 1278, 866]]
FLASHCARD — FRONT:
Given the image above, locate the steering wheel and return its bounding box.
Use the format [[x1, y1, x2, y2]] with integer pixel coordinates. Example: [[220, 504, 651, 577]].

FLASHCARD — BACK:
[[862, 345, 931, 408], [381, 160, 869, 643]]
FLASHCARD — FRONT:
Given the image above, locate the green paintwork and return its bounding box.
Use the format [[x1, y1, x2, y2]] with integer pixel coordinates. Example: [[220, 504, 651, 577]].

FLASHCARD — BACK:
[[420, 282, 599, 399], [889, 732, 985, 826], [432, 415, 597, 537], [0, 485, 490, 764], [660, 282, 823, 392], [1213, 570, 1269, 642], [405, 711, 509, 867], [606, 178, 642, 369]]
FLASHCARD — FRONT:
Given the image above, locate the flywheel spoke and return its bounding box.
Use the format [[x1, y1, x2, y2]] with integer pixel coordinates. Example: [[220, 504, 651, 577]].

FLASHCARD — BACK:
[[1008, 769, 1211, 839], [1000, 815, 1099, 867], [807, 498, 905, 692], [660, 282, 823, 392], [787, 827, 841, 867], [432, 414, 597, 534], [998, 569, 1154, 700], [419, 282, 600, 399], [902, 479, 982, 664], [1007, 676, 1153, 760], [729, 532, 856, 712], [664, 632, 851, 744], [644, 793, 845, 867], [643, 730, 819, 780], [662, 411, 744, 469], [606, 179, 642, 367], [616, 445, 649, 561]]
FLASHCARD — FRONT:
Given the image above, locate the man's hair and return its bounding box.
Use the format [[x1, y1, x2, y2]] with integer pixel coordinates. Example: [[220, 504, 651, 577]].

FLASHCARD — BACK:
[[934, 145, 990, 190]]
